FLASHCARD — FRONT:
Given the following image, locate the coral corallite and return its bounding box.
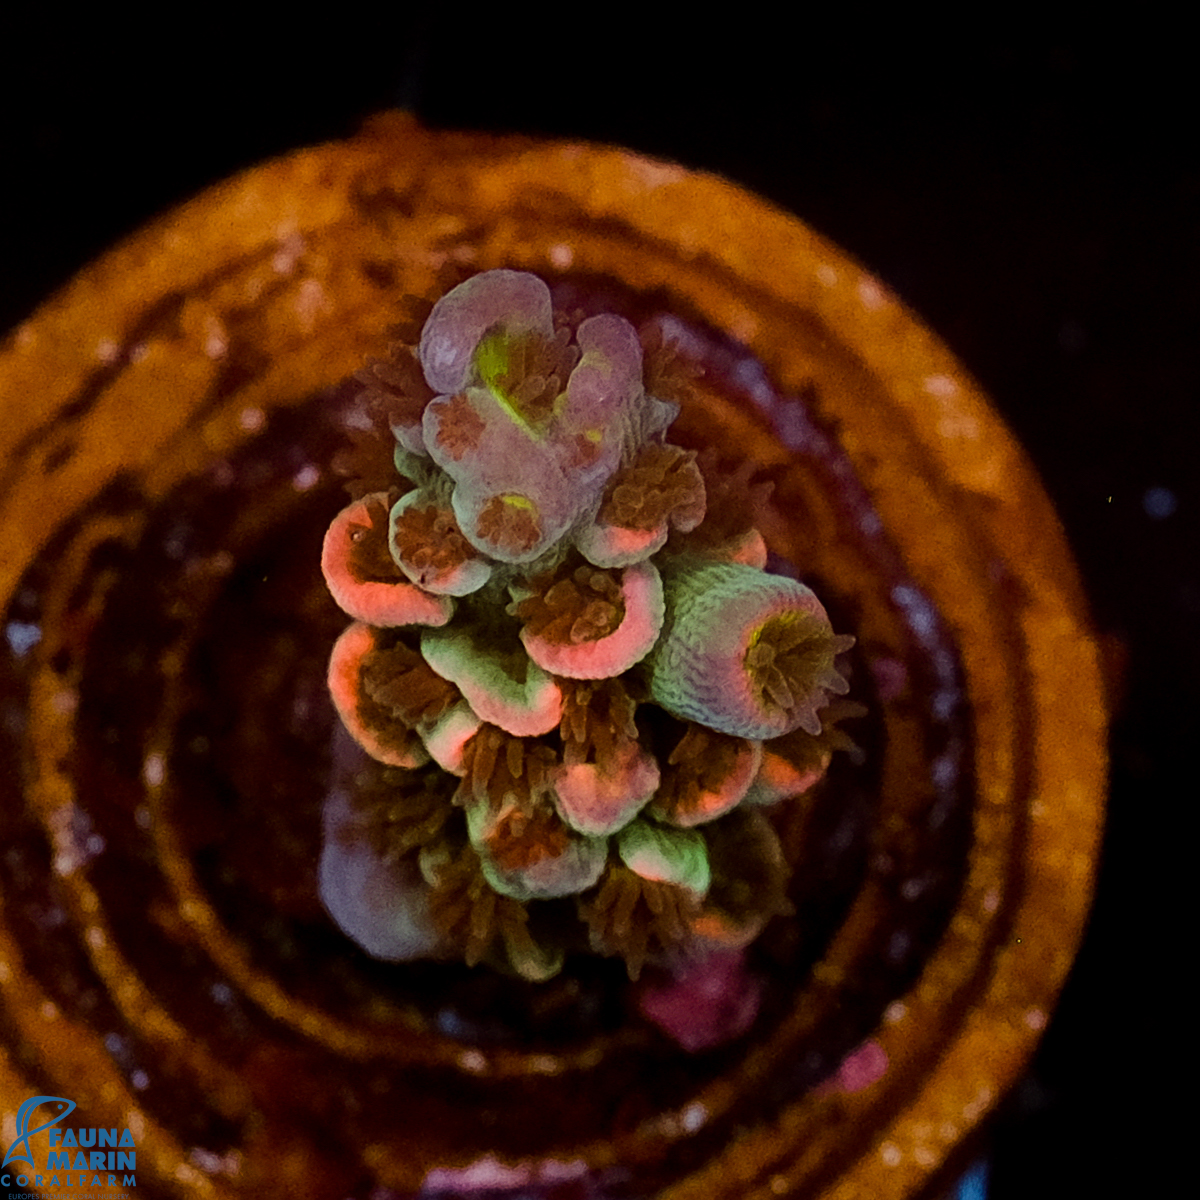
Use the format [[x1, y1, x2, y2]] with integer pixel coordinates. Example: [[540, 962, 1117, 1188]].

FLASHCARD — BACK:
[[319, 269, 856, 984]]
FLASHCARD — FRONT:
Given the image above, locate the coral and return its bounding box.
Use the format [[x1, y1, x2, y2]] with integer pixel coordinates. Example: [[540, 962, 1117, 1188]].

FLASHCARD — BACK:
[[319, 269, 857, 983]]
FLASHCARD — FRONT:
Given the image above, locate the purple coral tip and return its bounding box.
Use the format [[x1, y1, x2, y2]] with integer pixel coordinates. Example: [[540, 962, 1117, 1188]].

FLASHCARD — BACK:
[[418, 270, 554, 395]]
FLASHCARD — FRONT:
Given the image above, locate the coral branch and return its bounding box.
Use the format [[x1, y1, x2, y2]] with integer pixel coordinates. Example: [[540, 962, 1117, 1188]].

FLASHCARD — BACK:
[[320, 268, 860, 982], [323, 494, 454, 627]]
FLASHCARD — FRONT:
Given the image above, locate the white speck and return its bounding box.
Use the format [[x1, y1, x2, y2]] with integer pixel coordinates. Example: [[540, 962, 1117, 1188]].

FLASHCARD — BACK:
[[130, 1070, 150, 1091], [41, 1000, 59, 1020], [0, 960, 10, 983], [189, 1147, 243, 1177], [173, 1163, 205, 1187], [891, 585, 937, 641], [769, 1174, 790, 1194], [982, 889, 1000, 914], [549, 243, 574, 269], [936, 397, 981, 440], [51, 804, 105, 875], [730, 353, 781, 411], [931, 689, 958, 722], [939, 1122, 958, 1141], [104, 1032, 127, 1056], [16, 324, 36, 349], [342, 406, 375, 433], [1024, 1007, 1047, 1031], [96, 338, 120, 364], [211, 982, 234, 1007], [87, 926, 106, 949], [625, 156, 685, 189], [680, 1101, 708, 1133], [459, 1049, 487, 1073], [143, 753, 166, 788], [884, 1000, 907, 1024], [961, 1083, 994, 1120], [294, 278, 329, 332], [127, 1111, 146, 1139], [530, 1055, 561, 1075], [272, 232, 305, 275], [1143, 486, 1177, 519], [238, 406, 266, 432], [860, 510, 884, 536], [923, 374, 958, 397], [204, 550, 235, 577], [235, 408, 264, 436], [292, 464, 320, 492], [880, 1142, 902, 1166], [816, 264, 838, 287], [204, 323, 229, 360], [913, 1145, 937, 1168], [857, 276, 889, 311], [4, 621, 41, 657], [129, 342, 150, 363], [930, 753, 957, 791], [52, 688, 78, 715], [900, 876, 927, 901], [135, 805, 152, 830]]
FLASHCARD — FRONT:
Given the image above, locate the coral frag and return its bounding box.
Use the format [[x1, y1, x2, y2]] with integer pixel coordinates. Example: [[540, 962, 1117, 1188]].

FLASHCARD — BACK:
[[320, 270, 855, 983]]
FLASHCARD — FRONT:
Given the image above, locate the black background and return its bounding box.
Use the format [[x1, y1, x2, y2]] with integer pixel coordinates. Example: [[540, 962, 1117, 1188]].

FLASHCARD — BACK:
[[2, 16, 1192, 1197]]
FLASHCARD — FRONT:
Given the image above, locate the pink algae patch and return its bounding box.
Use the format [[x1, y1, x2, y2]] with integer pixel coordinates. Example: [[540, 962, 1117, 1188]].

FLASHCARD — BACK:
[[815, 1039, 889, 1095], [636, 948, 763, 1051]]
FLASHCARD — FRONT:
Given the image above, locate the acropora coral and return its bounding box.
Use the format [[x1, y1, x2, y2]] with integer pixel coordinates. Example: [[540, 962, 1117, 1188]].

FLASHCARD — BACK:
[[320, 269, 855, 982]]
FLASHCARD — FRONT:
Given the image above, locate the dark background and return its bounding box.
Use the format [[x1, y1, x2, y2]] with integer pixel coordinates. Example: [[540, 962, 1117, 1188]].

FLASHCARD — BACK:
[[3, 17, 1192, 1197]]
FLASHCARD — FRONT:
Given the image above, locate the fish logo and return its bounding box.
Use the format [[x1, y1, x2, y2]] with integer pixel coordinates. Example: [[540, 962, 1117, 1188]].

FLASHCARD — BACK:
[[2, 1095, 76, 1169]]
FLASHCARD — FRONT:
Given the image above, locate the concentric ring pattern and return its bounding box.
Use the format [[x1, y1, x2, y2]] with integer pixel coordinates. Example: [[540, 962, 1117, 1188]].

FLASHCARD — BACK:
[[0, 115, 1105, 1199]]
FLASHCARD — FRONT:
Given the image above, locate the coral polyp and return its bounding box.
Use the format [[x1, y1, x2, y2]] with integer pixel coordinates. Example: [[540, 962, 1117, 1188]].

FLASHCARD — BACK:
[[319, 269, 856, 981]]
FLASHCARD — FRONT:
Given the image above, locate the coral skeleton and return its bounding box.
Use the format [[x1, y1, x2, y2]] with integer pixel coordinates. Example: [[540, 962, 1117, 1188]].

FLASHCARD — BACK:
[[320, 270, 856, 984]]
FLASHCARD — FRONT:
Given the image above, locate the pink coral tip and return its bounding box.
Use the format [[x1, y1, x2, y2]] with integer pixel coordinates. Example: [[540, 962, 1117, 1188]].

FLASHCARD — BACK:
[[565, 313, 645, 424], [322, 495, 454, 627], [574, 519, 668, 569], [521, 560, 665, 680], [467, 801, 608, 902], [327, 623, 430, 768], [650, 736, 763, 827], [420, 629, 564, 738], [419, 702, 483, 775], [552, 742, 660, 836], [742, 744, 831, 806]]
